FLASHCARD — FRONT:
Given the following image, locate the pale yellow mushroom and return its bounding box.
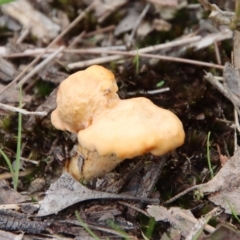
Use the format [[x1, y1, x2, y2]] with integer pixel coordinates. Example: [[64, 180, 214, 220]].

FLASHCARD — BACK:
[[51, 65, 119, 133], [65, 145, 122, 180], [75, 97, 185, 180], [51, 65, 185, 180]]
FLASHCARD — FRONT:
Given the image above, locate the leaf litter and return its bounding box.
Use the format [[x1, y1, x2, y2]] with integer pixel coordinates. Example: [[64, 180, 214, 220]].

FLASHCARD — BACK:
[[1, 0, 240, 239], [38, 172, 159, 217]]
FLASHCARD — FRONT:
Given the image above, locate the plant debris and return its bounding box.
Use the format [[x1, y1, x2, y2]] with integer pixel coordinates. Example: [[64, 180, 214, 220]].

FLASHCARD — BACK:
[[1, 0, 240, 239], [38, 172, 159, 217]]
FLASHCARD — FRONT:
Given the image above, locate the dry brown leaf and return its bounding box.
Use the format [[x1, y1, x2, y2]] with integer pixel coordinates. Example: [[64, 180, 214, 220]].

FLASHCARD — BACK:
[[114, 8, 139, 36], [201, 148, 240, 214], [153, 19, 172, 31], [202, 225, 240, 240], [0, 83, 20, 103], [0, 83, 31, 104], [37, 172, 158, 216], [93, 0, 127, 18], [137, 21, 153, 37], [0, 57, 18, 82], [0, 180, 26, 204], [191, 29, 232, 50], [147, 206, 196, 238]]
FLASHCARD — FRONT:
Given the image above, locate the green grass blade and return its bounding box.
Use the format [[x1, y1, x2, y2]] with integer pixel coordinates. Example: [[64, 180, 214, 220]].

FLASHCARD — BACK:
[[206, 131, 213, 178], [145, 217, 156, 239], [225, 198, 240, 223], [0, 148, 15, 178], [75, 211, 101, 240], [192, 215, 211, 240], [133, 47, 139, 75], [107, 220, 130, 240], [0, 0, 15, 5], [13, 85, 23, 190]]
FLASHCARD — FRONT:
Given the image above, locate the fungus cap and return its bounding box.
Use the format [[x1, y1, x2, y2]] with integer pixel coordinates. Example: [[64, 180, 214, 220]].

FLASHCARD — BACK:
[[78, 97, 185, 160], [51, 65, 119, 133]]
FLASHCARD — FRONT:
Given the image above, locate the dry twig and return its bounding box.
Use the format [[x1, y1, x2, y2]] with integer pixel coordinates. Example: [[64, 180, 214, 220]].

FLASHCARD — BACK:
[[127, 3, 150, 48], [67, 48, 224, 70], [0, 169, 33, 180], [0, 103, 47, 116], [163, 184, 205, 205], [17, 46, 65, 87]]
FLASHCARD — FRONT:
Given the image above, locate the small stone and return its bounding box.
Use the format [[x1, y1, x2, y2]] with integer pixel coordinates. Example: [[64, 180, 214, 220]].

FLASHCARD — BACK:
[[28, 178, 45, 193]]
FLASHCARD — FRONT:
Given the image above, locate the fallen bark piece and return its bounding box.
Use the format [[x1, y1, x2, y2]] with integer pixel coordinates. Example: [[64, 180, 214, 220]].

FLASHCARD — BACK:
[[37, 172, 159, 216], [0, 209, 50, 234]]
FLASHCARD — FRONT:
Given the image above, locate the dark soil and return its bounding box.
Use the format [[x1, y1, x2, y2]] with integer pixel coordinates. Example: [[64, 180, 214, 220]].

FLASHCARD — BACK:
[[0, 0, 239, 239]]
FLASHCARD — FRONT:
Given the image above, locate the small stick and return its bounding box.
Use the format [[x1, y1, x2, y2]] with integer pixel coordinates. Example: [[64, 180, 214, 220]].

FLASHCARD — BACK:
[[205, 72, 239, 101], [127, 3, 150, 48], [215, 118, 235, 125], [68, 31, 86, 49], [16, 28, 30, 44], [0, 168, 33, 180], [176, 210, 216, 233], [69, 35, 201, 55], [87, 46, 127, 51], [17, 46, 65, 87], [234, 108, 240, 132], [205, 72, 240, 115], [1, 45, 127, 58], [0, 102, 47, 116], [0, 26, 116, 58], [84, 24, 115, 37], [127, 88, 170, 96], [214, 41, 221, 65], [1, 35, 200, 59], [66, 36, 201, 68], [20, 157, 38, 165], [163, 184, 205, 205], [68, 50, 224, 70], [118, 201, 149, 217], [0, 204, 21, 210], [234, 109, 239, 152]]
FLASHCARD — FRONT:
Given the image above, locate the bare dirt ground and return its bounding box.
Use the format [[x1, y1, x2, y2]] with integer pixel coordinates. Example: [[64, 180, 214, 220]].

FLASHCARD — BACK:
[[1, 0, 240, 239]]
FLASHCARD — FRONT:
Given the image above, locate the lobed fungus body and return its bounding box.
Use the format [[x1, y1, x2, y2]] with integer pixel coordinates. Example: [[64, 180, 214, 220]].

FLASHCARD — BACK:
[[66, 145, 122, 180], [78, 97, 184, 159], [51, 65, 185, 180], [77, 97, 185, 180], [51, 65, 119, 133]]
